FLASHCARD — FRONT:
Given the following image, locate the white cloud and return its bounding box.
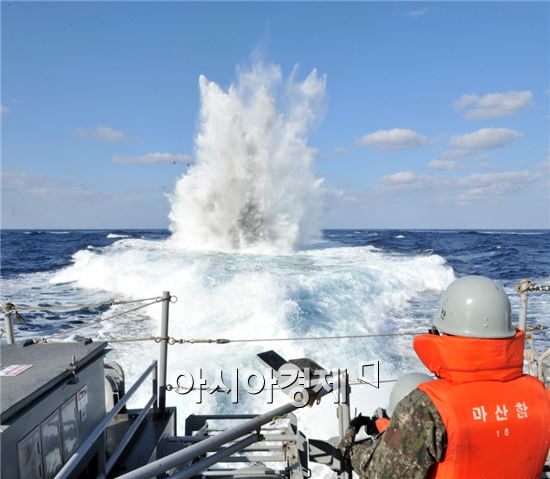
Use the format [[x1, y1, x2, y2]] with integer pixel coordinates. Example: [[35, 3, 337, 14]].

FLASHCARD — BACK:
[[408, 8, 427, 17], [379, 171, 418, 184], [75, 125, 128, 142], [455, 171, 539, 204], [1, 171, 102, 199], [357, 128, 427, 150], [1, 105, 9, 115], [113, 152, 192, 165], [454, 90, 533, 119], [1, 170, 171, 229], [445, 128, 522, 158], [455, 170, 537, 188], [370, 168, 539, 204], [428, 159, 459, 171], [373, 172, 434, 197]]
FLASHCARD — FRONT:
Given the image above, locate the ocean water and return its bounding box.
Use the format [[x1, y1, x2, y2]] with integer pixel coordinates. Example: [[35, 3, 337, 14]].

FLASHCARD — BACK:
[[1, 228, 549, 443]]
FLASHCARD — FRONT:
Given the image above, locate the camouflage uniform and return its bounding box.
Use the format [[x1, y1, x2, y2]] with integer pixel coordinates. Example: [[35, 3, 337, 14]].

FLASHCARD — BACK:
[[338, 389, 446, 479]]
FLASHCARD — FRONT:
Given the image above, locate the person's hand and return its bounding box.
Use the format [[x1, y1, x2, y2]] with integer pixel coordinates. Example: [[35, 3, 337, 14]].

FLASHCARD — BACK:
[[364, 417, 380, 436], [350, 413, 369, 429], [350, 414, 378, 435]]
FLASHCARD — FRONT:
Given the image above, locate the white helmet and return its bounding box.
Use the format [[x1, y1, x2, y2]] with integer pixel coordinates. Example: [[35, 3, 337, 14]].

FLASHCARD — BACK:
[[387, 372, 432, 416], [434, 275, 514, 339]]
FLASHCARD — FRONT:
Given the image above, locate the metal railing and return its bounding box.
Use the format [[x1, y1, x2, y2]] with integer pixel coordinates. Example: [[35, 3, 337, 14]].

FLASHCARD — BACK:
[[516, 280, 550, 387], [116, 401, 298, 479], [54, 360, 158, 479], [170, 434, 262, 479], [516, 278, 550, 332]]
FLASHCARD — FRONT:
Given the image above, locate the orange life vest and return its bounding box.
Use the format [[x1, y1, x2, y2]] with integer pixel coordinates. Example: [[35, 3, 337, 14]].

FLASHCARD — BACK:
[[413, 331, 550, 479], [375, 417, 390, 433]]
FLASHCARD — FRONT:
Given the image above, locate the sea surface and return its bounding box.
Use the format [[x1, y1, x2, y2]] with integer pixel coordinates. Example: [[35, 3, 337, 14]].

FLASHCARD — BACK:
[[1, 229, 549, 438]]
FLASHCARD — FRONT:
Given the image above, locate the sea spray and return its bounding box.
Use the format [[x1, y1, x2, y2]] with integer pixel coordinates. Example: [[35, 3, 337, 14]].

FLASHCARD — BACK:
[[168, 63, 326, 252]]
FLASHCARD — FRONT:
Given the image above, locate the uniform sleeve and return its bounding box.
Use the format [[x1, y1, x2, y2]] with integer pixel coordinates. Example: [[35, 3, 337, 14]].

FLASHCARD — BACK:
[[338, 389, 447, 479], [338, 423, 369, 461]]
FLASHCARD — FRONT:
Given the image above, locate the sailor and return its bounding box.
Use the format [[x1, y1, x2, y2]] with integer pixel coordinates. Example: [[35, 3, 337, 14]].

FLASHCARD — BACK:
[[339, 275, 550, 478]]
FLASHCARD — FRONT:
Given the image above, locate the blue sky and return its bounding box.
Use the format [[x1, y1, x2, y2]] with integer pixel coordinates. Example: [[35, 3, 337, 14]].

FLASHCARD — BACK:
[[2, 2, 549, 229]]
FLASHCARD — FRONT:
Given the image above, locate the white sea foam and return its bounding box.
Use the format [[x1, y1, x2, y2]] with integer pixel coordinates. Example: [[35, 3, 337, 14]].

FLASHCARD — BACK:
[[168, 63, 326, 253], [107, 233, 129, 239], [394, 234, 405, 239]]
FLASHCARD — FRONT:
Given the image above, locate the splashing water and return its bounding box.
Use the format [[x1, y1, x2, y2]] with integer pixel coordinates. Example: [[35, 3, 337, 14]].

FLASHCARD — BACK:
[[168, 63, 326, 252]]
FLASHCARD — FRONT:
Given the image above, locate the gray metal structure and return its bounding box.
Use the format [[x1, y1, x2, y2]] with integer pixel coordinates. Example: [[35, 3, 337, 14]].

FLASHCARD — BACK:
[[158, 290, 170, 411], [2, 303, 17, 344], [1, 341, 108, 479]]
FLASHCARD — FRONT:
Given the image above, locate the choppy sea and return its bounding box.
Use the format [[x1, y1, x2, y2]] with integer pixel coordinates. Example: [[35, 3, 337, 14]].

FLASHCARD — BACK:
[[1, 229, 549, 438]]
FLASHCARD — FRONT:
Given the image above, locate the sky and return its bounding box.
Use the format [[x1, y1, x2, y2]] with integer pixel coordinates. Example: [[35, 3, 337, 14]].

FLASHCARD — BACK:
[[2, 1, 549, 229]]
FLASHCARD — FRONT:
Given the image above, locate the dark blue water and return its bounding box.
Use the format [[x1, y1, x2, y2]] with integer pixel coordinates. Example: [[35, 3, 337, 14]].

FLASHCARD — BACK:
[[324, 229, 550, 286], [1, 230, 168, 278], [3, 229, 548, 286]]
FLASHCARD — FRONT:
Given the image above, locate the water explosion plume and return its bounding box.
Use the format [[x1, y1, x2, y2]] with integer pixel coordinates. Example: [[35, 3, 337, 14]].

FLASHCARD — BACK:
[[168, 63, 326, 252]]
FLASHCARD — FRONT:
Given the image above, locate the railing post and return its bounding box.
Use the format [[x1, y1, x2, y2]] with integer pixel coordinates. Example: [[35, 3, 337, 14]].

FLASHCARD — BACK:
[[516, 278, 531, 332], [4, 314, 15, 345], [159, 291, 170, 411], [2, 305, 15, 345], [337, 371, 352, 479], [337, 371, 351, 436], [518, 290, 528, 332], [152, 362, 158, 411]]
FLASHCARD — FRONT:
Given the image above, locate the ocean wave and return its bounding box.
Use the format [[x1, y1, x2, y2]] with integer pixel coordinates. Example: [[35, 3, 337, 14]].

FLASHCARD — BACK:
[[477, 231, 547, 235], [107, 233, 130, 239]]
